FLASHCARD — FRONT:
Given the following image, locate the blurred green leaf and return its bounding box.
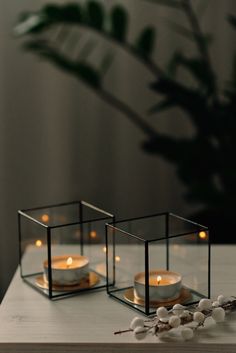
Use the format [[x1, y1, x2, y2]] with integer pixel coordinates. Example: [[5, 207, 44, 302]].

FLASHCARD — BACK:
[[14, 13, 48, 35], [142, 134, 187, 162], [17, 12, 31, 23], [23, 40, 101, 88], [233, 53, 236, 82], [163, 18, 213, 45], [184, 179, 223, 205], [150, 77, 207, 125], [86, 1, 104, 29], [166, 50, 182, 78], [110, 6, 128, 41], [78, 39, 97, 61], [178, 55, 214, 89], [148, 99, 176, 115], [228, 14, 236, 29], [136, 27, 155, 58], [100, 51, 115, 76], [76, 62, 101, 88], [166, 51, 215, 92], [43, 3, 83, 23], [224, 54, 236, 101], [42, 4, 63, 21], [143, 0, 181, 9], [14, 3, 83, 36], [60, 3, 82, 22], [196, 0, 210, 18]]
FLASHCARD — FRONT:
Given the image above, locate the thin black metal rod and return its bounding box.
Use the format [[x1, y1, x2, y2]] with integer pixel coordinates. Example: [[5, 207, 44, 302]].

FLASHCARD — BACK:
[[49, 216, 111, 229], [105, 224, 110, 293], [112, 220, 116, 288], [144, 242, 150, 315], [47, 227, 53, 299], [18, 213, 23, 278], [81, 200, 114, 218], [17, 211, 48, 228], [106, 224, 146, 243], [208, 230, 211, 299], [79, 201, 84, 256], [21, 200, 79, 212], [110, 211, 168, 225], [169, 212, 208, 229], [166, 213, 169, 271]]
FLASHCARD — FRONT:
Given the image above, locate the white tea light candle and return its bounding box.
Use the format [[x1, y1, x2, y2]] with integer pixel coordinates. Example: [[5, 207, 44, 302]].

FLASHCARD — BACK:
[[44, 255, 89, 286], [134, 270, 182, 302]]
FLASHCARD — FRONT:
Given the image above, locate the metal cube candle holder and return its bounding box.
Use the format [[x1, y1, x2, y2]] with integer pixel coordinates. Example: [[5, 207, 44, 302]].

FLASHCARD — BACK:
[[18, 201, 114, 299], [106, 212, 210, 316]]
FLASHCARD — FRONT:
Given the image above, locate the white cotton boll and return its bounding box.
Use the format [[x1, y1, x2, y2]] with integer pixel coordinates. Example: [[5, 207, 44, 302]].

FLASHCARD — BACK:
[[159, 317, 169, 324], [212, 301, 220, 308], [169, 315, 181, 328], [130, 317, 144, 330], [212, 307, 225, 323], [193, 311, 205, 323], [181, 327, 194, 341], [156, 306, 168, 318], [134, 326, 147, 340], [172, 304, 185, 316], [158, 331, 169, 340], [217, 295, 225, 305], [198, 298, 212, 311], [180, 310, 191, 319]]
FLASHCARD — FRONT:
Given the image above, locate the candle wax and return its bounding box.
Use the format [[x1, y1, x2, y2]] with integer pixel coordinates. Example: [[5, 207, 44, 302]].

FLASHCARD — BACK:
[[44, 255, 89, 286]]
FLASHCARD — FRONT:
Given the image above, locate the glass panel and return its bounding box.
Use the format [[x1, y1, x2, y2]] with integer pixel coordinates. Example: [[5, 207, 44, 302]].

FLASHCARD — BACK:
[[107, 214, 209, 316], [169, 213, 205, 237], [19, 201, 114, 298], [114, 214, 166, 242], [107, 224, 147, 315], [81, 201, 113, 222], [83, 219, 108, 281], [20, 215, 47, 277], [169, 231, 209, 303], [25, 203, 80, 227]]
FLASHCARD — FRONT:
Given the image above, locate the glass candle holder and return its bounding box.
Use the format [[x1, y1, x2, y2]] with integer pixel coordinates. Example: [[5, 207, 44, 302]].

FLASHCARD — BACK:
[[106, 212, 210, 316], [18, 200, 114, 299]]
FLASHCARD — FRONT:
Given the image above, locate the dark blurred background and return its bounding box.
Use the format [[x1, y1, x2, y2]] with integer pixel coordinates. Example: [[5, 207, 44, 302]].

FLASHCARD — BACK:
[[0, 0, 235, 301]]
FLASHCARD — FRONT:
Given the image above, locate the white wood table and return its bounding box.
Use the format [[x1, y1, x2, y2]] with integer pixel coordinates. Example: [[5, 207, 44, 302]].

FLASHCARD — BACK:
[[1, 245, 236, 353]]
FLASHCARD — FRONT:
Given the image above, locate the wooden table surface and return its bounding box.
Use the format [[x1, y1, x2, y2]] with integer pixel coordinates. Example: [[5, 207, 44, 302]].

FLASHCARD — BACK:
[[1, 245, 236, 353]]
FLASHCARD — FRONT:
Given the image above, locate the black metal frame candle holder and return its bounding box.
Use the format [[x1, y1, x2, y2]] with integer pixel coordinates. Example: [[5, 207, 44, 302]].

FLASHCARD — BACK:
[[106, 212, 210, 316], [18, 200, 114, 299]]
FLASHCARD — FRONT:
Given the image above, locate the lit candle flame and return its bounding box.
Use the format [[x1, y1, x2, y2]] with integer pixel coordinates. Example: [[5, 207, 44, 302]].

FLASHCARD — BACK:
[[35, 239, 42, 247], [66, 257, 73, 267], [199, 231, 207, 240], [157, 275, 162, 285]]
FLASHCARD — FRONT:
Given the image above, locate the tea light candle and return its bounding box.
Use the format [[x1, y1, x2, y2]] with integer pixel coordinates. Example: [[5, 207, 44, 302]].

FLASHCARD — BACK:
[[44, 255, 89, 286], [134, 270, 182, 302]]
